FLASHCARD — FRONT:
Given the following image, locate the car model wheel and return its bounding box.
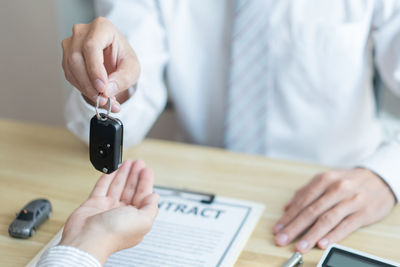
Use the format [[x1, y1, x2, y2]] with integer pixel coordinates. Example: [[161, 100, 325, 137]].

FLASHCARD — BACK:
[[30, 228, 36, 237]]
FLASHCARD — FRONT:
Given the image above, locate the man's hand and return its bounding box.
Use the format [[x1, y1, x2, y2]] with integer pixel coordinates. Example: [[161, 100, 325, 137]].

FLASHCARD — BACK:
[[273, 168, 396, 253], [59, 160, 159, 264], [61, 17, 140, 112]]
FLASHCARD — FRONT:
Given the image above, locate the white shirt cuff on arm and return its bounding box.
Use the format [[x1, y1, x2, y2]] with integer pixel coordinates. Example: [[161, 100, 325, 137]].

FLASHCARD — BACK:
[[36, 245, 101, 267], [357, 141, 400, 203]]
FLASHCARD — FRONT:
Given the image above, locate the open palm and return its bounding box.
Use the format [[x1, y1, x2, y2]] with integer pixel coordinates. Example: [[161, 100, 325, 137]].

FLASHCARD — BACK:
[[60, 160, 159, 261]]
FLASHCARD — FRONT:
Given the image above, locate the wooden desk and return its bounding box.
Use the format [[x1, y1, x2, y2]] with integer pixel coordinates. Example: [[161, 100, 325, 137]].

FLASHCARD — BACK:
[[0, 119, 399, 266]]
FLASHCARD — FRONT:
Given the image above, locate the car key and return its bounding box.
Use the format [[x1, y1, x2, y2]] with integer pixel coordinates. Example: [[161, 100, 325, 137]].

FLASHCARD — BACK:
[[90, 96, 123, 174]]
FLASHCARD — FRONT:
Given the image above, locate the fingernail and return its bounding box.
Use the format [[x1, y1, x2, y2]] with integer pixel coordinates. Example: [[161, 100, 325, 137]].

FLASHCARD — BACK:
[[273, 223, 284, 233], [107, 81, 118, 96], [91, 95, 107, 106], [318, 238, 330, 248], [276, 233, 288, 245], [94, 79, 105, 93], [296, 240, 309, 251], [112, 102, 121, 112]]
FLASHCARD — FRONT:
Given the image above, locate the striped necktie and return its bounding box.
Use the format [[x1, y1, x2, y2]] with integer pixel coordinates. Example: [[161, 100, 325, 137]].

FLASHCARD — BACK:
[[224, 0, 269, 154]]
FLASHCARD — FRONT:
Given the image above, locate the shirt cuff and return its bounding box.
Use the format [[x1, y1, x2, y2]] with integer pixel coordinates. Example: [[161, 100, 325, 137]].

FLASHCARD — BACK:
[[357, 141, 400, 203], [36, 245, 102, 267]]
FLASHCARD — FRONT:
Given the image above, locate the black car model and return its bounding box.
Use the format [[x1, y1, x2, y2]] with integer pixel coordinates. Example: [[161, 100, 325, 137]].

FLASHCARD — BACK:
[[8, 199, 52, 238]]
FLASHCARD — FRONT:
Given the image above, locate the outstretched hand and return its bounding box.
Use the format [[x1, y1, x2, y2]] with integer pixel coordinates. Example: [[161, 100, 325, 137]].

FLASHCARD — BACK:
[[60, 160, 159, 264]]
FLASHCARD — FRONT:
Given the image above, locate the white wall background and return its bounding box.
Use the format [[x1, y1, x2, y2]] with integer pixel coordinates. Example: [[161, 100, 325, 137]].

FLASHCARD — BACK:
[[0, 0, 178, 140], [0, 0, 66, 126], [0, 0, 96, 126]]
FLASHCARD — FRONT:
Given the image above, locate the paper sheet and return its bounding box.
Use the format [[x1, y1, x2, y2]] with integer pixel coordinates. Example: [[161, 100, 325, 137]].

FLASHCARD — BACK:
[[28, 188, 264, 267]]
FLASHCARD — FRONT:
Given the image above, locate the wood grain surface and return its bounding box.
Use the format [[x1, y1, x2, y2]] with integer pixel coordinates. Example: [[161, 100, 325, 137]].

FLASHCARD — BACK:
[[0, 119, 399, 266]]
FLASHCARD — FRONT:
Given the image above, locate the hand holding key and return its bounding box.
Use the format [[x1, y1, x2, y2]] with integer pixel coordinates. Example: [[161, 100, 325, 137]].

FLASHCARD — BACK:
[[61, 17, 141, 112]]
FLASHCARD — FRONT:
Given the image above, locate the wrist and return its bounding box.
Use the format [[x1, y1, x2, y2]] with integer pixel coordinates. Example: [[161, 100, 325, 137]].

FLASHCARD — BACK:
[[60, 231, 115, 264]]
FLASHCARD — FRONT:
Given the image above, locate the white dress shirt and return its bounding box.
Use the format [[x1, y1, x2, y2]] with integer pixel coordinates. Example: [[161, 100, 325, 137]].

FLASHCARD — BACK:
[[37, 246, 101, 267], [66, 0, 400, 200]]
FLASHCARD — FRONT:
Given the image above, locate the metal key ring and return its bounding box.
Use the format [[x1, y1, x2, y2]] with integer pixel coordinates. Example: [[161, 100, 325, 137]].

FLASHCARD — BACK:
[[95, 95, 112, 121]]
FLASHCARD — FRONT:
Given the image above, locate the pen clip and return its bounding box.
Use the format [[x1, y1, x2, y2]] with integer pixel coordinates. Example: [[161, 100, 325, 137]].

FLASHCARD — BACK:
[[154, 185, 215, 204], [282, 252, 303, 267]]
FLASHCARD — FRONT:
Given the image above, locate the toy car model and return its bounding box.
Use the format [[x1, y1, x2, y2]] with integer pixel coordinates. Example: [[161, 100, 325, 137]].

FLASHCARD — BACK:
[[8, 198, 52, 238]]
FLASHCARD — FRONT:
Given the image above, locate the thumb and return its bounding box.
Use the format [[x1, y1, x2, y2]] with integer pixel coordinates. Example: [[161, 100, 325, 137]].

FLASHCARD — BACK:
[[138, 193, 159, 221], [81, 18, 117, 93], [106, 52, 141, 97]]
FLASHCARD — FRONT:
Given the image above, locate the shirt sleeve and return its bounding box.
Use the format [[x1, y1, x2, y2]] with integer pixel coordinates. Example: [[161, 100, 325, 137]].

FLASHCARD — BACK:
[[65, 0, 169, 148], [356, 0, 400, 202], [36, 246, 101, 267]]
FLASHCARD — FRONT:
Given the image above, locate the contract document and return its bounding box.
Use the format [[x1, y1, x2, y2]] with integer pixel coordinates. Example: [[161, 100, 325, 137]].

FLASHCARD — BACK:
[[28, 186, 265, 267]]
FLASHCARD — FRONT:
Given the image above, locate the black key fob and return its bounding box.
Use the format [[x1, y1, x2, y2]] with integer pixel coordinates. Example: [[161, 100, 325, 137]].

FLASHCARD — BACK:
[[89, 99, 123, 174]]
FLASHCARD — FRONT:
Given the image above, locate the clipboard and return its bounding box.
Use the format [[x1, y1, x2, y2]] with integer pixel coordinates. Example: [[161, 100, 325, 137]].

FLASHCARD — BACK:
[[28, 185, 264, 267]]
